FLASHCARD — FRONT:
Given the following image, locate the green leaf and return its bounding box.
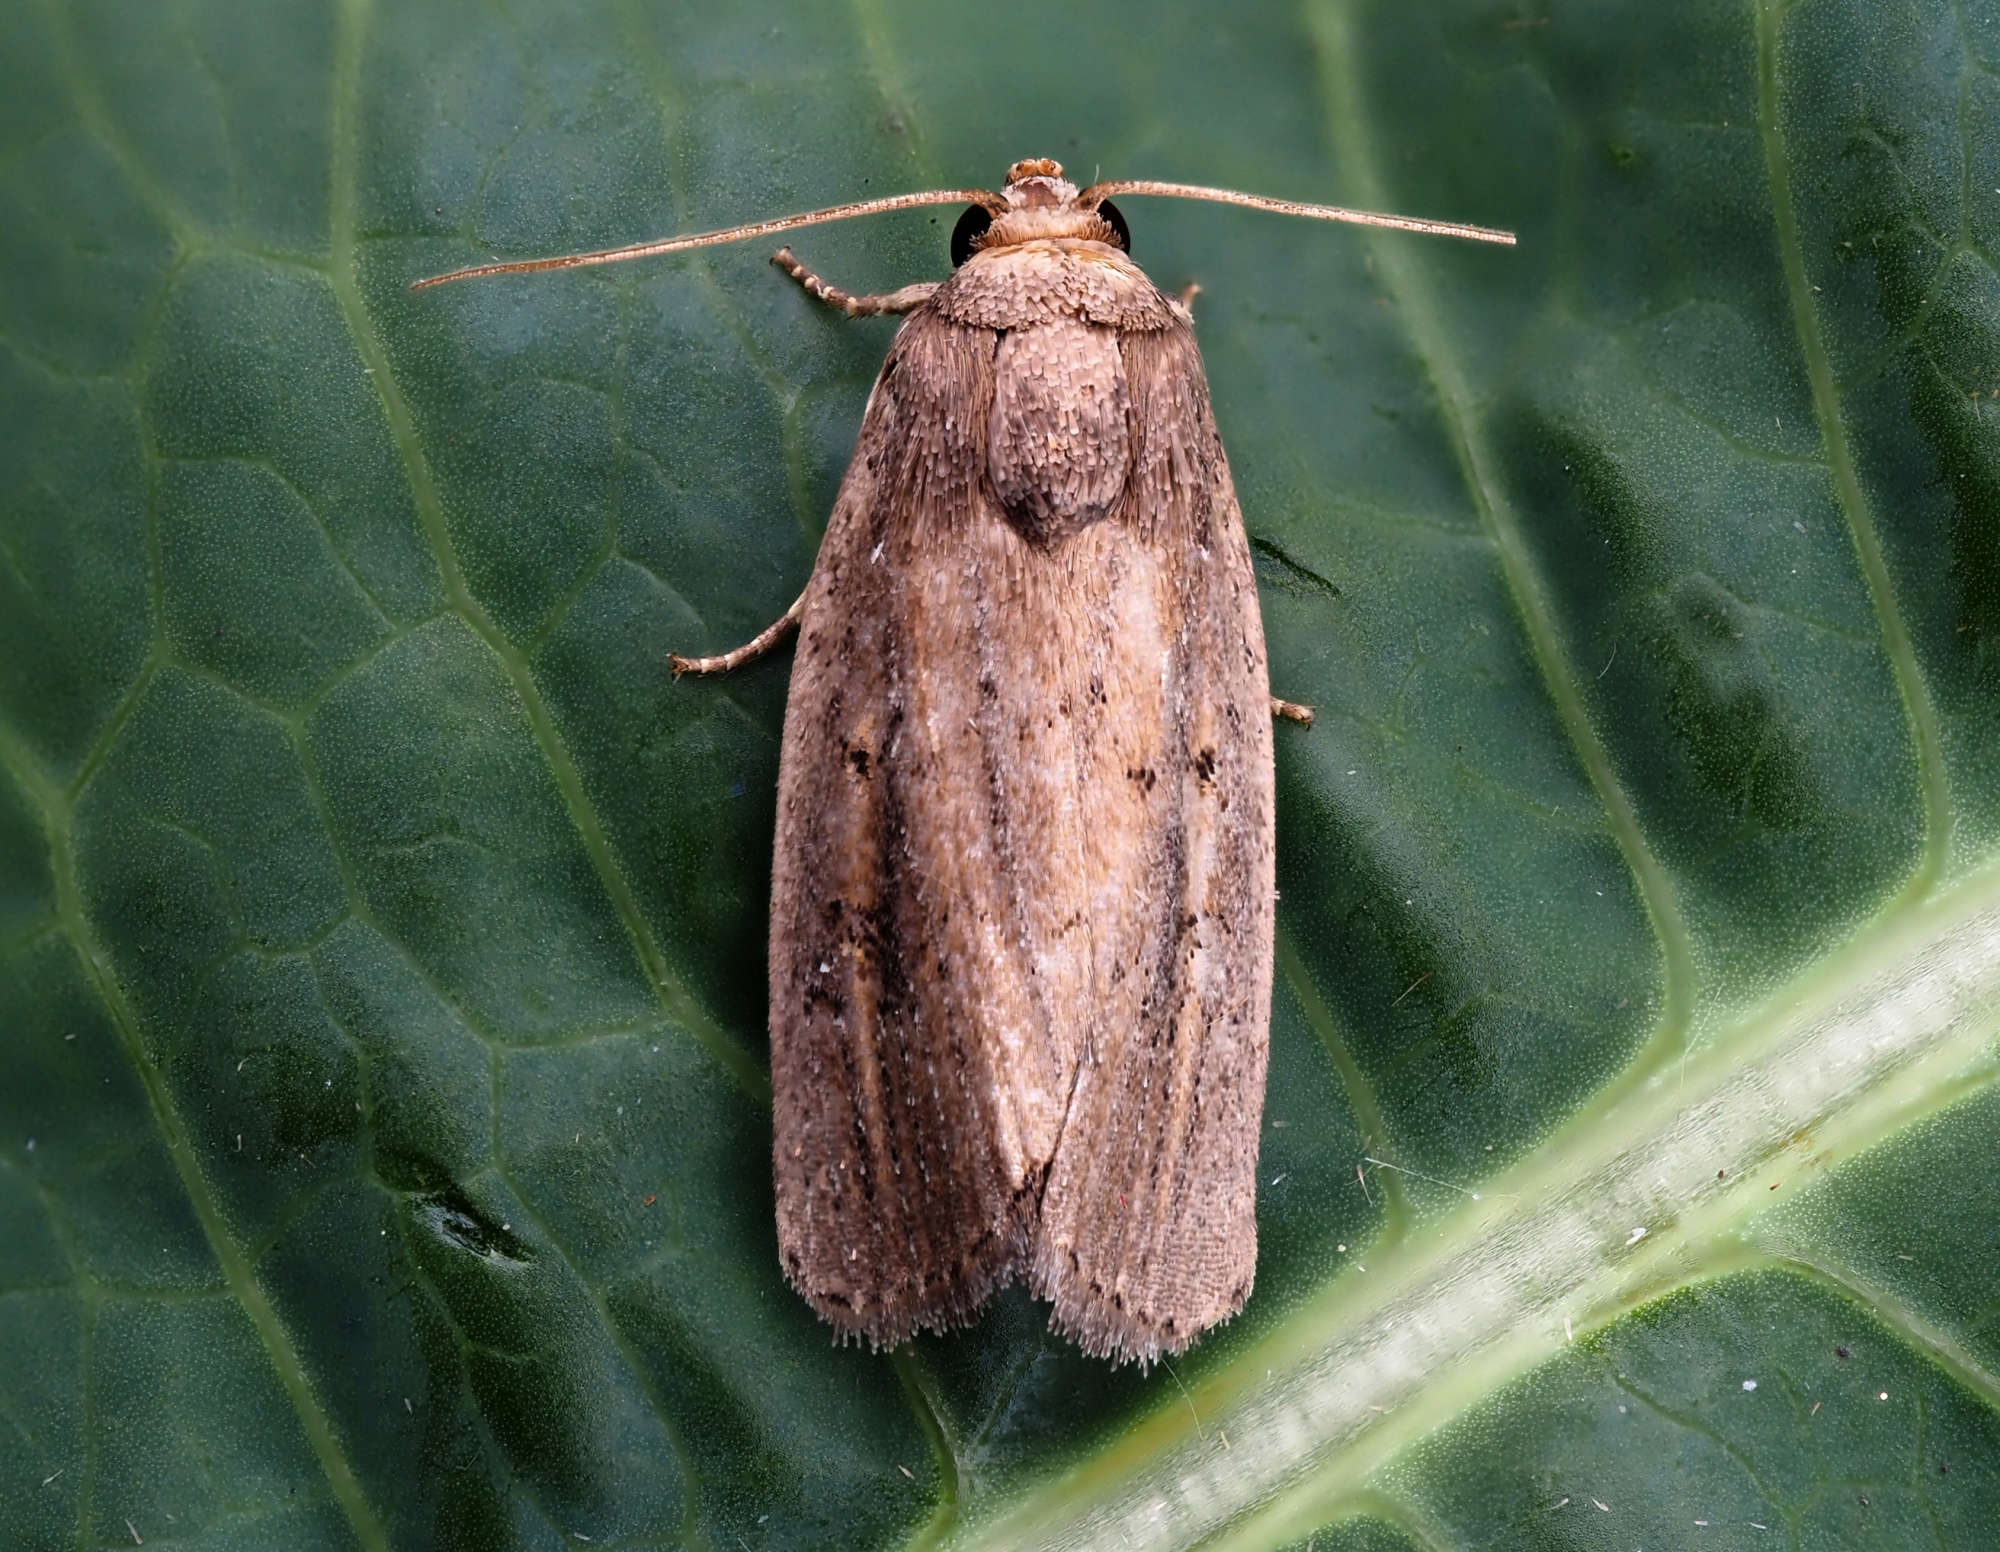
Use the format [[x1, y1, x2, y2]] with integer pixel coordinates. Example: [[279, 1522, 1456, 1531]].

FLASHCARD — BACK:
[[3, 0, 1998, 1548]]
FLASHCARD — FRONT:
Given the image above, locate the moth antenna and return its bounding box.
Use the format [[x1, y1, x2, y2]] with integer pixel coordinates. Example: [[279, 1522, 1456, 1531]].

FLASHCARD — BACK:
[[1077, 180, 1516, 246], [411, 188, 1003, 290]]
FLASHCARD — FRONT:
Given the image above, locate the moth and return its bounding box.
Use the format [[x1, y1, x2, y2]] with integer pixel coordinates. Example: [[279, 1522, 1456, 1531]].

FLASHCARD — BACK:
[[417, 160, 1510, 1364]]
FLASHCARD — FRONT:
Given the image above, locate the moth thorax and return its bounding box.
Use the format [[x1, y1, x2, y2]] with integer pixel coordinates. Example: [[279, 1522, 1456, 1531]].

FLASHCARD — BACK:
[[980, 208, 1122, 248], [987, 318, 1131, 544]]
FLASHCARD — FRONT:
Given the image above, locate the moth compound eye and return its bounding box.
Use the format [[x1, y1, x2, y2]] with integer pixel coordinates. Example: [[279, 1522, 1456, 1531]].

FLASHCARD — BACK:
[[951, 205, 993, 267], [1098, 199, 1131, 254]]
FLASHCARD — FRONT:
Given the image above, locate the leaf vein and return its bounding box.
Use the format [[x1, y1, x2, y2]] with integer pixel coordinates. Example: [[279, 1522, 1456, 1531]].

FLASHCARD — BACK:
[[1753, 0, 1953, 896], [1305, 0, 1698, 1065]]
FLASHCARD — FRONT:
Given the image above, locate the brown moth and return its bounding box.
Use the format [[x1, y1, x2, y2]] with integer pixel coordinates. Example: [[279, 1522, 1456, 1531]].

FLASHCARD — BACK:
[[417, 161, 1511, 1364]]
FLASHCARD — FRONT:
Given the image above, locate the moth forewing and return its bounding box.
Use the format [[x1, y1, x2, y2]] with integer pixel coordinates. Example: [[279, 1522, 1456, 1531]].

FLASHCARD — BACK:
[[773, 192, 1275, 1368], [414, 158, 1511, 1365], [1025, 320, 1276, 1363]]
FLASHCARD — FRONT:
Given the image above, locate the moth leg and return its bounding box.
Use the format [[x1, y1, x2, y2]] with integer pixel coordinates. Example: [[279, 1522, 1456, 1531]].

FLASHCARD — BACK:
[[772, 247, 940, 317], [670, 592, 806, 676], [1174, 281, 1203, 318], [1270, 695, 1314, 726]]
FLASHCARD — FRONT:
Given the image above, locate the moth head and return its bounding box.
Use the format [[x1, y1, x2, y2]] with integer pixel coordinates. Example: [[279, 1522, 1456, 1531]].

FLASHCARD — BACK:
[[952, 158, 1130, 266]]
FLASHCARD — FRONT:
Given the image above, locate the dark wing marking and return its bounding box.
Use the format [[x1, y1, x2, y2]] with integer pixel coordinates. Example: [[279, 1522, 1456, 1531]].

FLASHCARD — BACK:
[[1028, 319, 1276, 1364]]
